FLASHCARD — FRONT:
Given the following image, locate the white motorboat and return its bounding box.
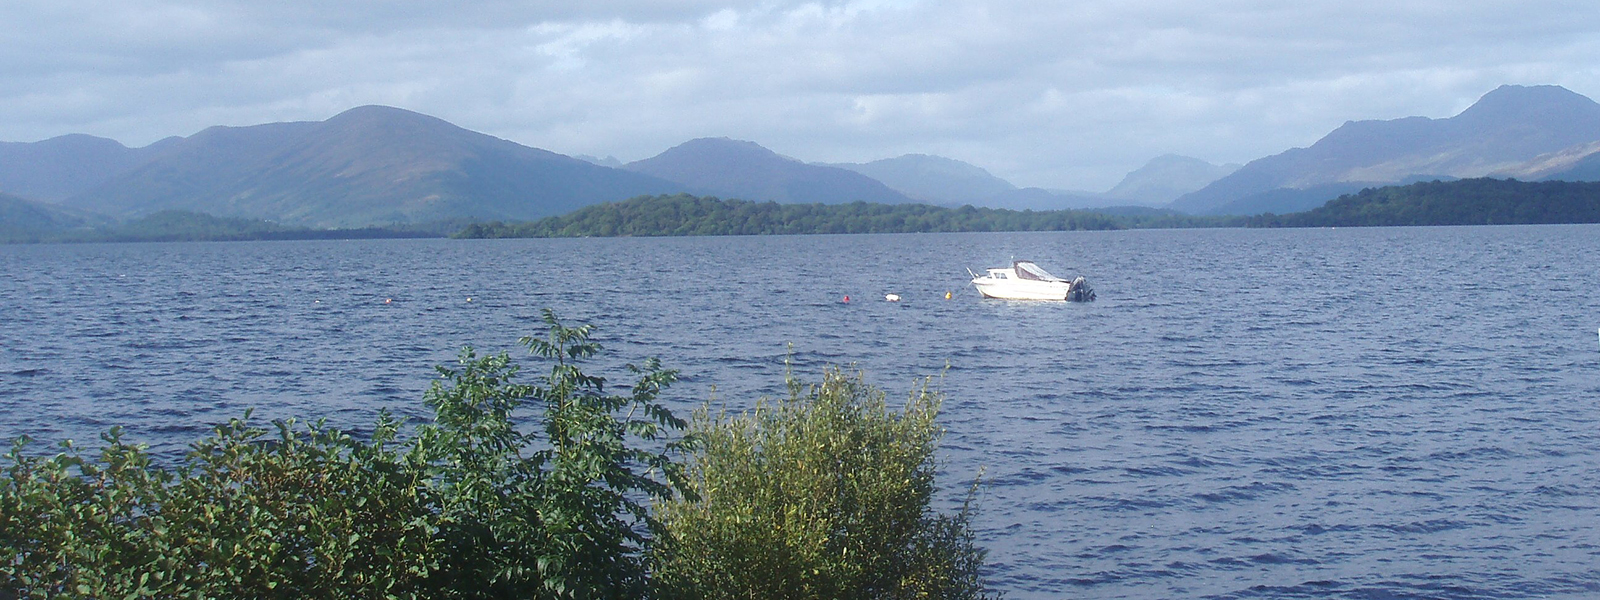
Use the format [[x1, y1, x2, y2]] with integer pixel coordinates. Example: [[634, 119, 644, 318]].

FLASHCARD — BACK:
[[968, 260, 1095, 301]]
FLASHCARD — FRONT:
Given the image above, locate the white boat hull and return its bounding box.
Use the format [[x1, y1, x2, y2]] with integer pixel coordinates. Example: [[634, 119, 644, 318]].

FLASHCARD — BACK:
[[971, 279, 1074, 301], [968, 260, 1095, 302]]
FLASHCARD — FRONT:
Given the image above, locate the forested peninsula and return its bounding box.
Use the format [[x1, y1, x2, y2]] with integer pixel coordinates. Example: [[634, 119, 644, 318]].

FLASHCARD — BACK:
[[454, 180, 1600, 239], [451, 193, 1223, 238], [1244, 178, 1600, 227]]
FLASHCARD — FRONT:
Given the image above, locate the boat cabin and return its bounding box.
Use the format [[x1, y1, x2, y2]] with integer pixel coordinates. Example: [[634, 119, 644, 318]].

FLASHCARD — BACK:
[[1011, 261, 1064, 282]]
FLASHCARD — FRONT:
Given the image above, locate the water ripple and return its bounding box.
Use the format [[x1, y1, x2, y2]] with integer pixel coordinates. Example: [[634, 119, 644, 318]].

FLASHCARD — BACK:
[[2, 226, 1599, 599]]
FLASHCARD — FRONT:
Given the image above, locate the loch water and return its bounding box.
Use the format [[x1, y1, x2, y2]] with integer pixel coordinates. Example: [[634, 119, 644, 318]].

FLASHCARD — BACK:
[[2, 226, 1598, 599]]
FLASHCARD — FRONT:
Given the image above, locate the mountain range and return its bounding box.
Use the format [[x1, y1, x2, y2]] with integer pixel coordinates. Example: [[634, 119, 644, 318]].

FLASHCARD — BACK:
[[0, 134, 174, 202], [4, 83, 1600, 230], [1174, 85, 1600, 214], [624, 138, 914, 205], [1105, 155, 1243, 205], [41, 106, 698, 228]]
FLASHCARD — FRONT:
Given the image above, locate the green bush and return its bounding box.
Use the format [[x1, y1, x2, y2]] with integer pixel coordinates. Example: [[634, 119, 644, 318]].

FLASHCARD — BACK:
[[651, 369, 994, 600], [0, 315, 994, 599], [415, 311, 691, 599], [0, 310, 690, 599], [1, 412, 437, 598]]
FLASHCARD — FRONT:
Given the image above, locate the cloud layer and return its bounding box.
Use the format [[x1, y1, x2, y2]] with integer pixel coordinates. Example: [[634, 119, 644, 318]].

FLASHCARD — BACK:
[[5, 0, 1599, 189]]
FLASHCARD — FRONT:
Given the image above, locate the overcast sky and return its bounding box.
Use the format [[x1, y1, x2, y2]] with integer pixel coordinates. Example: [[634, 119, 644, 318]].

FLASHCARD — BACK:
[[4, 0, 1599, 190]]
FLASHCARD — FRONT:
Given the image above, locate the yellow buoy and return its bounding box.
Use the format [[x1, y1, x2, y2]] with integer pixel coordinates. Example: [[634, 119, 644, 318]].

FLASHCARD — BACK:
[[944, 291, 952, 300]]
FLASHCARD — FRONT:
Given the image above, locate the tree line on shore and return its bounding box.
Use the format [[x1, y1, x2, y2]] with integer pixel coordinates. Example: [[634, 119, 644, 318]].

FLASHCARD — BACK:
[[1243, 178, 1600, 227], [10, 178, 1599, 244], [454, 193, 1168, 238], [0, 209, 446, 244], [455, 179, 1600, 239]]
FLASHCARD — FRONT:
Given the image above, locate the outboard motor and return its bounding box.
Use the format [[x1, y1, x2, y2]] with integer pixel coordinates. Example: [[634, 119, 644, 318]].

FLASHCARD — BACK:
[[1067, 276, 1096, 302]]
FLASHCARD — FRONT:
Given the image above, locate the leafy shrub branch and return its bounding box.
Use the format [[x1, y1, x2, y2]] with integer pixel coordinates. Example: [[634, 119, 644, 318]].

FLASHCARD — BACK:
[[1, 312, 993, 599], [652, 368, 994, 600]]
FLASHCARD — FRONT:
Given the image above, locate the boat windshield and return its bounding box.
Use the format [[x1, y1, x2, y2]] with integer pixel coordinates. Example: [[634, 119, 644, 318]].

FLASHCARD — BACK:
[[1013, 261, 1061, 281]]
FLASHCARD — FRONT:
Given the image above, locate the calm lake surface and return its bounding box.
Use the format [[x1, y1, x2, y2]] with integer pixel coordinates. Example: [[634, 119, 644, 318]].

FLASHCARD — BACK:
[[3, 227, 1599, 599]]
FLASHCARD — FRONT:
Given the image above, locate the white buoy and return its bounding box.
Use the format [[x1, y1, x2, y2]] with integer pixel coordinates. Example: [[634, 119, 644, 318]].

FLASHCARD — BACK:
[[885, 294, 901, 302]]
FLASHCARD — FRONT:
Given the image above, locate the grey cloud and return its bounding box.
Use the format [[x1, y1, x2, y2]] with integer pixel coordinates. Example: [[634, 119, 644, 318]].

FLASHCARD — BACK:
[[4, 0, 1600, 189]]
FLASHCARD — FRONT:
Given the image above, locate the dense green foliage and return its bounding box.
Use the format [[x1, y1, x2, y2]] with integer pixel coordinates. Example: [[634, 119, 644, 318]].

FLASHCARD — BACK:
[[1, 210, 445, 244], [1, 311, 692, 598], [1, 415, 436, 597], [418, 312, 692, 599], [652, 370, 993, 600], [1244, 178, 1600, 227], [453, 193, 1127, 237], [1, 314, 995, 599]]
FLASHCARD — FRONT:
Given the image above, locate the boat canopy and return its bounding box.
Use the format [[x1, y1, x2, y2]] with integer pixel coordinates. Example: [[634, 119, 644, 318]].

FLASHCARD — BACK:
[[1013, 261, 1063, 282]]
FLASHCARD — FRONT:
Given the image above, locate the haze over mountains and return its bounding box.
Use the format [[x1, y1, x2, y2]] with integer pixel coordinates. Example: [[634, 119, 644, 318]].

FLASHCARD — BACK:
[[1174, 85, 1600, 214], [4, 84, 1600, 232], [823, 154, 1017, 205], [820, 153, 1230, 211], [0, 192, 96, 237], [0, 134, 175, 202], [1105, 155, 1243, 206], [624, 138, 914, 205]]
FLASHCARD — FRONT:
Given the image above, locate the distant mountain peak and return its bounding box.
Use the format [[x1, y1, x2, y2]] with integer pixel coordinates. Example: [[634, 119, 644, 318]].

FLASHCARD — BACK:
[[45, 106, 683, 227], [1169, 84, 1600, 215], [660, 137, 792, 162], [825, 154, 1015, 204], [1457, 84, 1599, 123], [625, 138, 911, 204], [1104, 155, 1238, 205], [328, 104, 437, 121], [688, 136, 758, 145], [575, 154, 624, 168], [861, 154, 1003, 177], [0, 133, 156, 201], [318, 105, 469, 141]]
